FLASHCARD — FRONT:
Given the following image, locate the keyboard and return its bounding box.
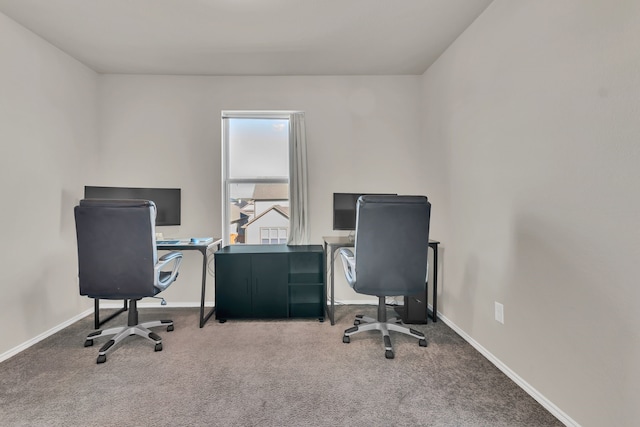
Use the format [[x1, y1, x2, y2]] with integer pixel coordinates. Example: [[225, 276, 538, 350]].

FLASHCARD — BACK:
[[157, 240, 180, 244]]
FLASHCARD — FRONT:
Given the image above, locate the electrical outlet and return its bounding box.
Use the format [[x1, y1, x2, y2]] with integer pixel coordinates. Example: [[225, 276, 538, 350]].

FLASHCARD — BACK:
[[495, 302, 504, 324]]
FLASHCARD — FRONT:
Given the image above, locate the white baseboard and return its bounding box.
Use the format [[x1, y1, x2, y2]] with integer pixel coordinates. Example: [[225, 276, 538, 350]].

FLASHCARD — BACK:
[[436, 310, 579, 427], [0, 302, 208, 363], [336, 299, 579, 426], [333, 298, 378, 305], [98, 301, 212, 309], [334, 297, 405, 306], [0, 308, 93, 363]]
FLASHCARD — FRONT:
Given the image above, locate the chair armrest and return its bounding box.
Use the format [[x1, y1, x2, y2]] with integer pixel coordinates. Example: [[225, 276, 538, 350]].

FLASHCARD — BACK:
[[339, 248, 356, 287], [159, 251, 182, 263], [155, 251, 183, 291]]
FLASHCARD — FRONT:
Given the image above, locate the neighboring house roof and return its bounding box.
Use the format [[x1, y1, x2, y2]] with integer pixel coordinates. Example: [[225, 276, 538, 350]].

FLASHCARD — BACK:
[[252, 183, 288, 201], [235, 199, 249, 208], [240, 202, 254, 215], [242, 205, 289, 229], [274, 205, 289, 217], [229, 203, 242, 223]]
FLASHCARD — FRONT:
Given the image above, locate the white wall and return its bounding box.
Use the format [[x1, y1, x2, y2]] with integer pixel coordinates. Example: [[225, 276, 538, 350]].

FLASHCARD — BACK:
[[421, 1, 640, 425], [97, 74, 425, 303], [10, 3, 633, 423], [0, 13, 99, 357]]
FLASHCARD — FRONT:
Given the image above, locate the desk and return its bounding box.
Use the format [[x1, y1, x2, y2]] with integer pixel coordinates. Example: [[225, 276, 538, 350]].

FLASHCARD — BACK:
[[322, 236, 440, 326], [93, 238, 222, 329], [157, 238, 223, 328]]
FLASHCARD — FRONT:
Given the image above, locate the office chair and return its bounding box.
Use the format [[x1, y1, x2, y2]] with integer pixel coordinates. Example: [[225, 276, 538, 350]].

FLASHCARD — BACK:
[[74, 199, 183, 364], [340, 195, 431, 359]]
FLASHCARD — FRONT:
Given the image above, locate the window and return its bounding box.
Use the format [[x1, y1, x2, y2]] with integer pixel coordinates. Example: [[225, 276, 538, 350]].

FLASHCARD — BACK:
[[222, 112, 290, 245], [260, 227, 288, 244]]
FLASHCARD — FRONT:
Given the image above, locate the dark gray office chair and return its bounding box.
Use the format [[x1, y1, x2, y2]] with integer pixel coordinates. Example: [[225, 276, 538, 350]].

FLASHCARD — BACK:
[[340, 195, 431, 359], [74, 199, 183, 364]]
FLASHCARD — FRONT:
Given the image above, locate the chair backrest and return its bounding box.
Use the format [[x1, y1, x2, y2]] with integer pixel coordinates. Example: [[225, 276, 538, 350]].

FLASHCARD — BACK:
[[353, 195, 431, 296], [74, 199, 158, 299]]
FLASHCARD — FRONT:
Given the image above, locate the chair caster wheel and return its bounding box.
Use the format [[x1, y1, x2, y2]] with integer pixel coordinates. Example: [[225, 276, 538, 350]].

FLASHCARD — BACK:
[[167, 324, 174, 332], [97, 354, 106, 364], [219, 319, 227, 323], [385, 350, 394, 359], [343, 336, 350, 344], [419, 339, 427, 347], [155, 343, 163, 352], [84, 339, 93, 347], [354, 319, 361, 325]]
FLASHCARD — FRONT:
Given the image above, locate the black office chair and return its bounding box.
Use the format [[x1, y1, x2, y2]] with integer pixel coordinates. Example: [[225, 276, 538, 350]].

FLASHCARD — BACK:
[[340, 195, 431, 359], [74, 199, 183, 364]]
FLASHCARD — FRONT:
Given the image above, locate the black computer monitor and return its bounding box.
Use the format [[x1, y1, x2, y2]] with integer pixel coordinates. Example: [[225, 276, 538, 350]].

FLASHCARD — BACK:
[[84, 186, 181, 226], [332, 192, 395, 231]]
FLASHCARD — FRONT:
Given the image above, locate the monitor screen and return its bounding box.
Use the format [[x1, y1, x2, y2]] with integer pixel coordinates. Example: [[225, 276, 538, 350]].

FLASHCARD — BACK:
[[333, 192, 395, 231], [84, 186, 181, 226]]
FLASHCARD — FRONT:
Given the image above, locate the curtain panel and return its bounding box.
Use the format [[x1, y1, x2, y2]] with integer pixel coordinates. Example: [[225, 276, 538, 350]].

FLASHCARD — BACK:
[[287, 112, 309, 245]]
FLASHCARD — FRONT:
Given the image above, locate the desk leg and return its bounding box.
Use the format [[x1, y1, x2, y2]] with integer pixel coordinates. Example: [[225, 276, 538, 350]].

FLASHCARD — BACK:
[[431, 244, 438, 322], [199, 247, 217, 328], [324, 242, 336, 326], [323, 242, 328, 323], [94, 299, 127, 329], [330, 245, 336, 325]]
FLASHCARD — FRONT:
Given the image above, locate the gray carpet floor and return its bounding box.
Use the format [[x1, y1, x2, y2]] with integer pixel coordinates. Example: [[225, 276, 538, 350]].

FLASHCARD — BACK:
[[0, 305, 563, 427]]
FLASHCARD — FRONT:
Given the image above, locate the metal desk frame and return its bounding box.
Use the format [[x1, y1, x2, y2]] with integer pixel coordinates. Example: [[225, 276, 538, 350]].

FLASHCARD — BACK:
[[323, 236, 440, 326], [93, 238, 223, 329]]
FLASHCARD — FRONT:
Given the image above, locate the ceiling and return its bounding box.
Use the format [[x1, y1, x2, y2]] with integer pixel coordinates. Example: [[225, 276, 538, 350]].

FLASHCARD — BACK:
[[0, 0, 493, 76]]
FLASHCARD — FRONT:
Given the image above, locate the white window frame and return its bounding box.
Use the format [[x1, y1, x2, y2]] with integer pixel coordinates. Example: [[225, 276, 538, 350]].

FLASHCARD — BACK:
[[260, 227, 288, 244], [221, 111, 292, 246]]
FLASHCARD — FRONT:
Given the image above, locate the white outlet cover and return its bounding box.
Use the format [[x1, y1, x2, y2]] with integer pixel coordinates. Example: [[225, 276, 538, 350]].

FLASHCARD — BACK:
[[495, 302, 504, 324]]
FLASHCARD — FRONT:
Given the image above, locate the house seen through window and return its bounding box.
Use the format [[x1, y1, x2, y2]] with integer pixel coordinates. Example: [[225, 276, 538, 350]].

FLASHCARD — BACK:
[[222, 113, 290, 245]]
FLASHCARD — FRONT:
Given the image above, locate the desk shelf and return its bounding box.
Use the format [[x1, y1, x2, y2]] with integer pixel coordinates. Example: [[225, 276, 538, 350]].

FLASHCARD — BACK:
[[289, 282, 324, 317], [288, 249, 324, 319]]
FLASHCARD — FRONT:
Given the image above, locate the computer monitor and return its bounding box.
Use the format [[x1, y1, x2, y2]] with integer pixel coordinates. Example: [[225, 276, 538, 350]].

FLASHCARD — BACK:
[[84, 186, 181, 226], [332, 192, 395, 231]]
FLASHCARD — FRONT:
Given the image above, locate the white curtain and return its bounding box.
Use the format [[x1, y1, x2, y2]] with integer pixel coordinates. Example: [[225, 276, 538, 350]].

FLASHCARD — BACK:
[[287, 112, 309, 245]]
